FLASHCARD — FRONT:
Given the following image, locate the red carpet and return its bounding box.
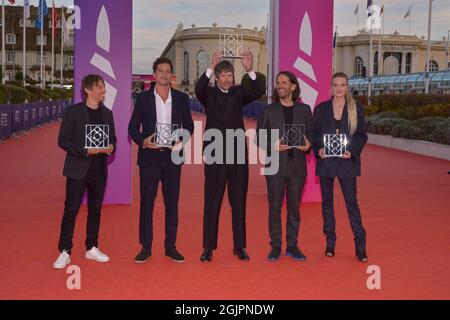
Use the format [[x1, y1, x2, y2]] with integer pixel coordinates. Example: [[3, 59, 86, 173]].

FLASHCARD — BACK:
[[0, 114, 449, 299]]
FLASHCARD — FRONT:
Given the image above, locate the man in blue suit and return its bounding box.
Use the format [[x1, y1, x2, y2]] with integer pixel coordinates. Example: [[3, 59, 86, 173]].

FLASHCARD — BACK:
[[128, 57, 194, 263]]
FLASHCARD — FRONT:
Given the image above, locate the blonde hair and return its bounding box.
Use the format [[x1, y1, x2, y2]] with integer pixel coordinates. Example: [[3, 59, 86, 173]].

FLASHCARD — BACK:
[[332, 72, 357, 136]]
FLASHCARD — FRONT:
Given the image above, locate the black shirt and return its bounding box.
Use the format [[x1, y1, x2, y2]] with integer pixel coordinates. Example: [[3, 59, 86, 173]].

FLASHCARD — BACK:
[[86, 106, 104, 173], [282, 104, 294, 158]]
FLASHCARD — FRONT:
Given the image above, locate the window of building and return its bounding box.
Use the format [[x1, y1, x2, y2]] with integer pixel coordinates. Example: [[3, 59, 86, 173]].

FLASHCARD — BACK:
[[6, 51, 15, 64], [196, 50, 209, 80], [354, 56, 364, 77], [428, 60, 439, 72], [6, 33, 16, 45], [36, 35, 47, 46], [37, 52, 47, 65], [374, 52, 379, 76], [49, 20, 62, 28], [20, 19, 35, 27], [183, 51, 190, 84], [405, 53, 411, 73], [68, 55, 74, 66]]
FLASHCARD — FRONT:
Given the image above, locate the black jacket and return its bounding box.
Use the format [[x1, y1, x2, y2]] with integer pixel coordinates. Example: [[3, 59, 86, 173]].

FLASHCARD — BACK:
[[256, 101, 313, 177], [58, 102, 117, 180], [195, 72, 265, 152], [312, 99, 368, 178], [128, 87, 194, 167]]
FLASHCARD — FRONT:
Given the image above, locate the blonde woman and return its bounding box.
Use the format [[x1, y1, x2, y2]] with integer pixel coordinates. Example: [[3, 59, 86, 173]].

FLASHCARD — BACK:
[[312, 72, 368, 262]]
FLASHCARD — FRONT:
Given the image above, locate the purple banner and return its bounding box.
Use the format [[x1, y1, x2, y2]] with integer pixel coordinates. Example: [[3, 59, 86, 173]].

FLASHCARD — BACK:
[[22, 104, 31, 131], [0, 104, 12, 139], [37, 104, 45, 125], [74, 0, 132, 204], [12, 105, 22, 132], [30, 103, 38, 127]]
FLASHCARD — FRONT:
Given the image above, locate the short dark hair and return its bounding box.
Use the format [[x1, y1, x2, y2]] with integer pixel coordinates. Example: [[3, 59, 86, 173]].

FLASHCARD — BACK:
[[81, 74, 104, 100], [214, 60, 234, 77], [273, 71, 301, 102], [153, 57, 173, 73]]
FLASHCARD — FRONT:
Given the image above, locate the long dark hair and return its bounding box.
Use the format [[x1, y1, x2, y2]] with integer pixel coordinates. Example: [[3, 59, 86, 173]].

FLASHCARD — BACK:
[[273, 71, 301, 102]]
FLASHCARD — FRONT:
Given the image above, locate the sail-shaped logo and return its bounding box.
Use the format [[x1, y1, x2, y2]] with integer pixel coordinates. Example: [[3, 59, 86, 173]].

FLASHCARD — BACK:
[[89, 5, 117, 110]]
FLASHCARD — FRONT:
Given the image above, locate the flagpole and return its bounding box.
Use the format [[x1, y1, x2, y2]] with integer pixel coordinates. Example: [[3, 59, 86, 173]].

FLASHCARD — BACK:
[[23, 1, 26, 86], [425, 0, 432, 94], [377, 20, 382, 76], [51, 2, 54, 88], [40, 0, 44, 89], [446, 30, 449, 70], [2, 0, 5, 85], [60, 5, 63, 85], [368, 11, 373, 106]]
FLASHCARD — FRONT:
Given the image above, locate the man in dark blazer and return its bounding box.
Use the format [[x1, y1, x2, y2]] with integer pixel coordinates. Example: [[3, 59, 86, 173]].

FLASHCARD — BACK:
[[53, 74, 116, 269], [129, 57, 194, 264], [195, 51, 265, 262], [256, 71, 312, 262]]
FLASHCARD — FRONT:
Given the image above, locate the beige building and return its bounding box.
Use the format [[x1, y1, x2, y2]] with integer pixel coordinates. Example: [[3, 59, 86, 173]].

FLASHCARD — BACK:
[[335, 30, 449, 78], [161, 23, 267, 92], [1, 5, 74, 82]]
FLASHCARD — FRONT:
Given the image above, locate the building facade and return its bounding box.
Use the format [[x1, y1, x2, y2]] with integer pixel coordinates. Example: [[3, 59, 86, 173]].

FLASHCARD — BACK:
[[0, 5, 74, 82], [335, 31, 449, 79], [161, 23, 267, 92]]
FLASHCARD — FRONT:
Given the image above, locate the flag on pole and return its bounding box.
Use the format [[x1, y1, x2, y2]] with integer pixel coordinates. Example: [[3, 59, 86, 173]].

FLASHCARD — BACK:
[[61, 8, 70, 47], [35, 0, 48, 30], [367, 0, 373, 17], [52, 0, 56, 39], [354, 3, 359, 15], [24, 0, 30, 19], [404, 5, 412, 19], [380, 4, 384, 16], [7, 0, 15, 4]]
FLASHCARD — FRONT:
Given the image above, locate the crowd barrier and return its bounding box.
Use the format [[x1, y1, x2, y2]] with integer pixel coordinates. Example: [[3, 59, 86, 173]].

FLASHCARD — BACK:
[[0, 100, 72, 141]]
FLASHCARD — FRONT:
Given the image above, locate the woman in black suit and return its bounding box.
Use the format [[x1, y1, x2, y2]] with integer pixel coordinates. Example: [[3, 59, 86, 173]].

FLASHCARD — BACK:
[[312, 72, 368, 262]]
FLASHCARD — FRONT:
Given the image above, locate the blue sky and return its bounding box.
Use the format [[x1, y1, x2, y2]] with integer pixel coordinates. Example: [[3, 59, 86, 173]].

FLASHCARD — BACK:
[[16, 0, 450, 74]]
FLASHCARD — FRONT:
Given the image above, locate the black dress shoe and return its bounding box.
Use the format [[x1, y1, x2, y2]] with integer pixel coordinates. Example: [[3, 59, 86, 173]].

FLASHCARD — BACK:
[[135, 247, 151, 263], [267, 247, 281, 261], [356, 249, 368, 263], [286, 246, 307, 261], [233, 248, 250, 261], [200, 249, 213, 262], [165, 247, 185, 263], [325, 247, 335, 257]]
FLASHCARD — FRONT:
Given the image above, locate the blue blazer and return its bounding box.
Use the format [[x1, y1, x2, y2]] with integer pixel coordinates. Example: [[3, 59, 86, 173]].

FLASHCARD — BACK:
[[312, 99, 368, 178], [128, 87, 194, 167]]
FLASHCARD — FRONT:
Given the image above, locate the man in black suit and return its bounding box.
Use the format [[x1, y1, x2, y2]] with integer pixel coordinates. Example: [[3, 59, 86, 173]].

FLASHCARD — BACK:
[[129, 57, 194, 263], [53, 74, 116, 269], [195, 51, 265, 262], [256, 71, 312, 262]]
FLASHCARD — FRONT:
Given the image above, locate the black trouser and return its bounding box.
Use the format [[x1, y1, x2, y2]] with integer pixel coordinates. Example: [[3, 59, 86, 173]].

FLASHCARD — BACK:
[[266, 158, 306, 249], [58, 170, 106, 254], [203, 163, 248, 250], [319, 176, 367, 252], [139, 151, 181, 251]]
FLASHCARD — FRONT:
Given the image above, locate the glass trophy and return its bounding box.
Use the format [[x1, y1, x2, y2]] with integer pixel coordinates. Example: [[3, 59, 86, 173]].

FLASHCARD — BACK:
[[219, 33, 244, 58], [154, 123, 179, 148], [281, 124, 305, 147], [85, 124, 110, 148], [323, 134, 347, 157]]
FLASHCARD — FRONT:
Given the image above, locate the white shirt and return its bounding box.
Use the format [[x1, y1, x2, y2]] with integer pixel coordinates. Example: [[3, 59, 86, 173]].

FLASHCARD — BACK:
[[155, 87, 172, 124], [205, 68, 257, 93]]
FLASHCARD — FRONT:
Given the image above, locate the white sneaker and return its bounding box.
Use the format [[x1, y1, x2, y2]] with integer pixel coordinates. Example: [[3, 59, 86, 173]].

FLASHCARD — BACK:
[[53, 250, 71, 269], [85, 247, 110, 263]]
